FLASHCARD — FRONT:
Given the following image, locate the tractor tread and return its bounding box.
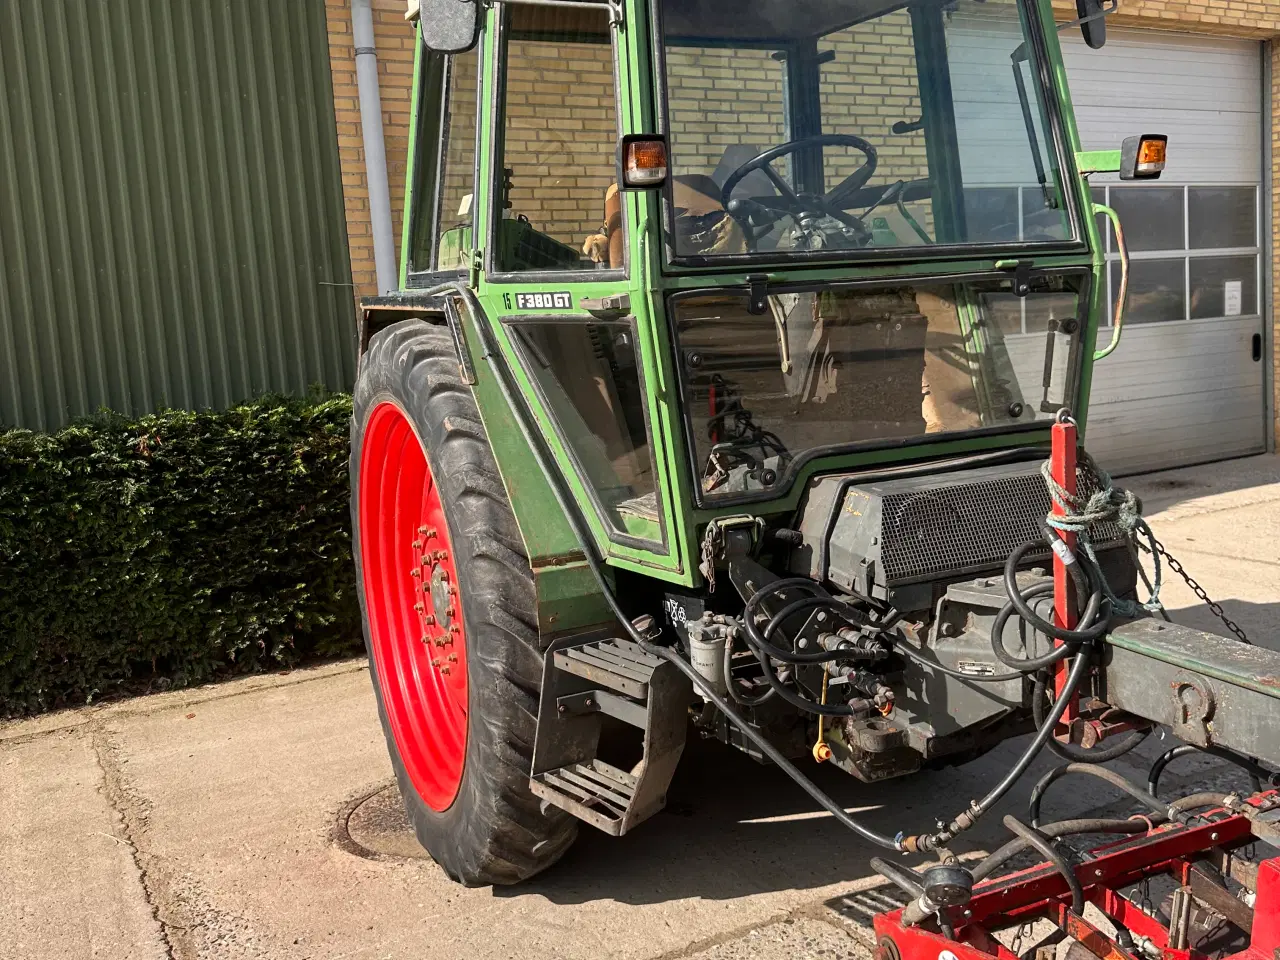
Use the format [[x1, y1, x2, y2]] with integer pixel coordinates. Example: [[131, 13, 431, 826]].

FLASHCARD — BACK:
[[351, 319, 577, 886]]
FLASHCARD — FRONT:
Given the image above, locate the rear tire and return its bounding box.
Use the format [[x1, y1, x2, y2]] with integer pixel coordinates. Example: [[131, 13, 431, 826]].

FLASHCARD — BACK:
[[350, 319, 577, 885]]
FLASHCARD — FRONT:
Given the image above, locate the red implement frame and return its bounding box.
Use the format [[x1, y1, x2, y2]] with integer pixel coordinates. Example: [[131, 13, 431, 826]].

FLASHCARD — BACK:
[[875, 796, 1280, 960]]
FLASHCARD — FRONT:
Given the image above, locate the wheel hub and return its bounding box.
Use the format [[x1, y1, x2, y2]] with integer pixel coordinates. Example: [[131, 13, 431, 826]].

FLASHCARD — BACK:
[[429, 562, 452, 633]]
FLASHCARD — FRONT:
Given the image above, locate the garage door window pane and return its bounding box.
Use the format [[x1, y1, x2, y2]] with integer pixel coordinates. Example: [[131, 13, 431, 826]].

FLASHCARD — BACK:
[[965, 188, 1019, 243], [1190, 256, 1257, 319], [1188, 188, 1256, 250], [1109, 187, 1184, 252], [1110, 258, 1185, 324]]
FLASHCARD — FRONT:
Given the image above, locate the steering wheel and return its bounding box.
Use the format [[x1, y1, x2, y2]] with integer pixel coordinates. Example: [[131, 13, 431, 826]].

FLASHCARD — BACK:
[[719, 134, 879, 249]]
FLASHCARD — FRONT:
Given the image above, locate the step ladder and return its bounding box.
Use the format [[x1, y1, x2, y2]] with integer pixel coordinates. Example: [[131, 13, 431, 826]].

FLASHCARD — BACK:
[[529, 633, 690, 836]]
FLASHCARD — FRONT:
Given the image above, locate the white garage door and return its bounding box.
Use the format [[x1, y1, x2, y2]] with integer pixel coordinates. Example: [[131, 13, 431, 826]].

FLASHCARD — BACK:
[[1062, 29, 1268, 474]]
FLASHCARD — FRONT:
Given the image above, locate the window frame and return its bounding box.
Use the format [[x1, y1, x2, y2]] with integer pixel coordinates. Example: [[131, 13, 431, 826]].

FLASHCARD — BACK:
[[501, 314, 667, 550], [648, 0, 1090, 271], [1093, 182, 1262, 326], [664, 268, 1093, 509], [404, 36, 485, 289], [483, 4, 631, 284]]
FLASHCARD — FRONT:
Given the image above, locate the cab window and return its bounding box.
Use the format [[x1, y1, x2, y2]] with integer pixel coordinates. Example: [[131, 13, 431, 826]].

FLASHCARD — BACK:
[[408, 45, 480, 275], [493, 3, 624, 274]]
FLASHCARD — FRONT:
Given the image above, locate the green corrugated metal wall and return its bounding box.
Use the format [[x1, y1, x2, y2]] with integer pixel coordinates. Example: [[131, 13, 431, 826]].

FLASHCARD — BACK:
[[0, 0, 355, 431]]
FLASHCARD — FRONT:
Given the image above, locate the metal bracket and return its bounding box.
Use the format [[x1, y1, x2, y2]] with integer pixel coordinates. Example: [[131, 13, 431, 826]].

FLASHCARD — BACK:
[[698, 515, 764, 592], [996, 258, 1033, 298], [1169, 672, 1215, 748], [746, 274, 769, 315], [1056, 0, 1118, 33], [579, 293, 631, 319]]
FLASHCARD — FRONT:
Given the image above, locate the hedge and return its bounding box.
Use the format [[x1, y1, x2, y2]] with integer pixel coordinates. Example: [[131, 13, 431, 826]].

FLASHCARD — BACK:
[[0, 395, 364, 715]]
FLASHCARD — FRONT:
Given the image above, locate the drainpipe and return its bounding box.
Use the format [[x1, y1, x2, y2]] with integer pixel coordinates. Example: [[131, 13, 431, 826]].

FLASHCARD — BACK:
[[351, 0, 398, 295]]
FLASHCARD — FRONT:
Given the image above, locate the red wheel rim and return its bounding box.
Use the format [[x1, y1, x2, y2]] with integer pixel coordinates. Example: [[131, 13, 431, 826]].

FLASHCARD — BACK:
[[358, 402, 468, 811]]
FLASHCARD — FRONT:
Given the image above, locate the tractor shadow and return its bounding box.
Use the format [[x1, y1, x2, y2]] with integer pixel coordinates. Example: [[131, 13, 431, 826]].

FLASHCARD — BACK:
[[1161, 599, 1280, 650], [493, 731, 1050, 907], [1114, 453, 1279, 507]]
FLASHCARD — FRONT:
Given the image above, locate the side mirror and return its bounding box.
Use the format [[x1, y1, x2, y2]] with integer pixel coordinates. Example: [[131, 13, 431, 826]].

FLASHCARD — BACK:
[[413, 0, 480, 54], [1076, 0, 1111, 49]]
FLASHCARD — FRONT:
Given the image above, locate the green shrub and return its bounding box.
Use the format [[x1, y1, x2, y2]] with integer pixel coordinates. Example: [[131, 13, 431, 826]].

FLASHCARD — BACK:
[[0, 394, 363, 715]]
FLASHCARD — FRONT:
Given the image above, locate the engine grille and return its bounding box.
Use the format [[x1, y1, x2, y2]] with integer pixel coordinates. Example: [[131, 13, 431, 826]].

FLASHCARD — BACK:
[[874, 467, 1125, 585]]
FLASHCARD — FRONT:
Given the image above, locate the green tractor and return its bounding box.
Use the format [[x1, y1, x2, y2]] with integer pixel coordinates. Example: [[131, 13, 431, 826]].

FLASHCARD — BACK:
[[350, 0, 1171, 885]]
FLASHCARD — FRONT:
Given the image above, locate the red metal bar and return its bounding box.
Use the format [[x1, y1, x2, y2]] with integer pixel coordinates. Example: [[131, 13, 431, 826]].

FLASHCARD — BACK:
[[1049, 418, 1079, 723]]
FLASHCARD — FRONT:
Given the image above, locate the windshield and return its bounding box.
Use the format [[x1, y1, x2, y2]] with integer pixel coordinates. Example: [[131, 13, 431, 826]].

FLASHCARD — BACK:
[[658, 0, 1073, 261], [671, 274, 1085, 500]]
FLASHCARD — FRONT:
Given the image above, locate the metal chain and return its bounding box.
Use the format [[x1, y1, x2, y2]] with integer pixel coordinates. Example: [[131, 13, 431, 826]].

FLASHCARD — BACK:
[[1142, 538, 1250, 644]]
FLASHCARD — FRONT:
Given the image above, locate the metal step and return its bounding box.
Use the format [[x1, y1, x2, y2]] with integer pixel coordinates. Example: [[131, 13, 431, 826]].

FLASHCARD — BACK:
[[552, 639, 664, 699], [530, 760, 638, 833], [529, 631, 690, 836]]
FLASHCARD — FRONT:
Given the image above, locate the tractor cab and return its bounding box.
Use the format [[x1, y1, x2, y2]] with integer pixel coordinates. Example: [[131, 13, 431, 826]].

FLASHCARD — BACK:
[[389, 0, 1149, 581]]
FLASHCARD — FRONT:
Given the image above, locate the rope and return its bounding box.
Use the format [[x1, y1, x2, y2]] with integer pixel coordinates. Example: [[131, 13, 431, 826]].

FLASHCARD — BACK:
[[1039, 452, 1165, 618]]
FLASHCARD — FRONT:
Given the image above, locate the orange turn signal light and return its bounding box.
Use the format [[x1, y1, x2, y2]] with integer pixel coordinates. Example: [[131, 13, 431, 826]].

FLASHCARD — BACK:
[[1121, 134, 1168, 180], [620, 135, 668, 189]]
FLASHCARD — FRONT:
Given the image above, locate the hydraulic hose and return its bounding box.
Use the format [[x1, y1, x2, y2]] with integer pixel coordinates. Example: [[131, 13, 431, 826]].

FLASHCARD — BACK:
[[1003, 816, 1085, 915], [1028, 763, 1169, 828], [972, 817, 1149, 881], [1003, 540, 1111, 645], [1148, 743, 1267, 797], [740, 628, 868, 716], [1168, 793, 1233, 817], [1031, 670, 1149, 762], [760, 595, 863, 664], [459, 286, 903, 852], [989, 582, 1079, 672]]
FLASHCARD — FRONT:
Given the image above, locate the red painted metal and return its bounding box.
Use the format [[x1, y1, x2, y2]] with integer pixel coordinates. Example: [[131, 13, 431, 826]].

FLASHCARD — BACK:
[[358, 402, 468, 812], [1048, 419, 1078, 722], [875, 798, 1277, 960]]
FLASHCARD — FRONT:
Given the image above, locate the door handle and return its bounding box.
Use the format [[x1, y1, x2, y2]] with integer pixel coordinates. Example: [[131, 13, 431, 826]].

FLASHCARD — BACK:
[[1253, 333, 1263, 363]]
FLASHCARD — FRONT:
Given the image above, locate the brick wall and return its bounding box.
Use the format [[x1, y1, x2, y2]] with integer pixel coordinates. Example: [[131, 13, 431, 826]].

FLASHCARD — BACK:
[[324, 0, 415, 297]]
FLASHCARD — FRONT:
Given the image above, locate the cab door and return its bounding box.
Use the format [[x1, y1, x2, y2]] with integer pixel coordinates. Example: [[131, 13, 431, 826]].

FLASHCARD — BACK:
[[471, 0, 689, 582]]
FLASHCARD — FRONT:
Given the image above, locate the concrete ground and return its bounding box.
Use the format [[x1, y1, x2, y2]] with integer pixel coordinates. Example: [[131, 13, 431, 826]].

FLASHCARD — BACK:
[[2, 454, 1277, 960]]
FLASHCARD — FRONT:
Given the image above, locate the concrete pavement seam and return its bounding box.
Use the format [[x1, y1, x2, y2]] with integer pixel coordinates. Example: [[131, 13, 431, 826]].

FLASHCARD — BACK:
[[90, 721, 183, 960], [643, 909, 799, 960]]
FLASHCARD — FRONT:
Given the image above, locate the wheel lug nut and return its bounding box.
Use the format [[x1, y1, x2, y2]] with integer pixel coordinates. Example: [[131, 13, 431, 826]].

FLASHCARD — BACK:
[[413, 602, 424, 612], [441, 665, 451, 675], [449, 624, 460, 634], [410, 569, 421, 578], [447, 653, 458, 663], [423, 615, 435, 626], [431, 657, 441, 667], [412, 540, 422, 549], [425, 527, 438, 539], [434, 638, 446, 647]]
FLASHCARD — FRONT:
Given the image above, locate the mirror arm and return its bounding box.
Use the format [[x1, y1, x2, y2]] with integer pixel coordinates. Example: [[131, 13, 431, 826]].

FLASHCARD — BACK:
[[1056, 0, 1117, 33], [1092, 203, 1128, 362]]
